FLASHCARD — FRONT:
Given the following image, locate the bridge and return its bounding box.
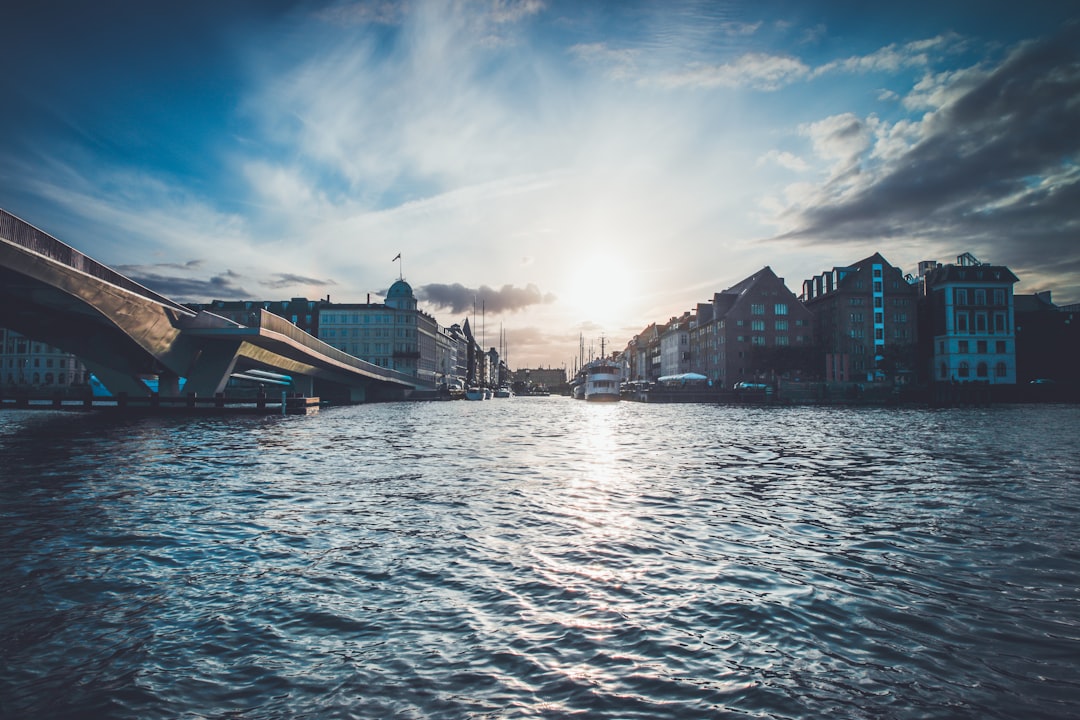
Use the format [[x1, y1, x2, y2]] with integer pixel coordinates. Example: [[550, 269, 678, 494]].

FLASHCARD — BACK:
[[0, 209, 425, 403]]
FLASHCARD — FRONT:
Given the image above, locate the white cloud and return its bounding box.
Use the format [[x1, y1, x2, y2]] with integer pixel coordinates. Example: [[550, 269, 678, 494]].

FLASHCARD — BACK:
[[655, 52, 810, 90], [758, 149, 809, 172]]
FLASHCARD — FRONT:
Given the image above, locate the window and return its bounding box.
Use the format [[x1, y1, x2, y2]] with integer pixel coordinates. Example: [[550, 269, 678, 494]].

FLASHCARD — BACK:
[[752, 336, 766, 346], [775, 335, 789, 346], [774, 303, 788, 315], [775, 320, 788, 331], [875, 313, 883, 324], [975, 313, 987, 332], [959, 340, 969, 353], [996, 341, 1006, 353], [874, 297, 883, 308], [940, 362, 948, 379], [894, 313, 908, 322], [958, 361, 970, 378], [993, 289, 1005, 306], [875, 328, 884, 340], [995, 362, 1007, 378], [850, 312, 864, 323], [751, 320, 765, 331], [974, 289, 986, 305], [994, 313, 1007, 333], [956, 312, 969, 332], [849, 297, 865, 306], [873, 281, 882, 293], [976, 362, 988, 378], [751, 304, 765, 315], [956, 289, 968, 305], [873, 268, 882, 278]]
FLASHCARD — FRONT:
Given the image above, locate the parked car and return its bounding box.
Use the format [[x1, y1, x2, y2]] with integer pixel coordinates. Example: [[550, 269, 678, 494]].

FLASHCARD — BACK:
[[733, 382, 773, 395]]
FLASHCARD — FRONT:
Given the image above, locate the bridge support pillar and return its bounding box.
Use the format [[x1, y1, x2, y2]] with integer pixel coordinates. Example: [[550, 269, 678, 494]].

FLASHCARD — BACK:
[[184, 341, 241, 398], [80, 359, 151, 397], [158, 370, 182, 397]]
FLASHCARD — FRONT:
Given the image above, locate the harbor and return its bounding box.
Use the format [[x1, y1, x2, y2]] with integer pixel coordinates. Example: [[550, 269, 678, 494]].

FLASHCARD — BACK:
[[3, 399, 1078, 719]]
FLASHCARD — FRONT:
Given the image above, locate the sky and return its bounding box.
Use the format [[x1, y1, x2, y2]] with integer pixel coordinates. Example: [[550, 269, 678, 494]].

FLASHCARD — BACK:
[[1, 0, 1077, 370]]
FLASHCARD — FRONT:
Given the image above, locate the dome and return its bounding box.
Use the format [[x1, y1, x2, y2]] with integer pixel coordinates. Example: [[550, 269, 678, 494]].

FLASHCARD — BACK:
[[385, 278, 417, 311], [387, 279, 413, 297]]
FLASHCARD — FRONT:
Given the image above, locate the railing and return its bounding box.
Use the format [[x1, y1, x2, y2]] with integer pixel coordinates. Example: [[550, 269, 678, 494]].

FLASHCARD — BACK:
[[0, 208, 192, 314], [255, 310, 422, 386]]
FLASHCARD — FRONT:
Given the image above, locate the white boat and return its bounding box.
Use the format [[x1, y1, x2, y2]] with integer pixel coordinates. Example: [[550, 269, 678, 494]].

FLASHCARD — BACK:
[[494, 385, 513, 398], [581, 358, 621, 402]]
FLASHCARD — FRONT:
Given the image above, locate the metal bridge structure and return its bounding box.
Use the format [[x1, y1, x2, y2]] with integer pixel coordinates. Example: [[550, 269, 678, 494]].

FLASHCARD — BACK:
[[0, 209, 425, 403]]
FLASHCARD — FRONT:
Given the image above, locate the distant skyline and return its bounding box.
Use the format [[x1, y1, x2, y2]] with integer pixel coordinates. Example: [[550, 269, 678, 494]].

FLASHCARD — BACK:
[[2, 1, 1077, 369]]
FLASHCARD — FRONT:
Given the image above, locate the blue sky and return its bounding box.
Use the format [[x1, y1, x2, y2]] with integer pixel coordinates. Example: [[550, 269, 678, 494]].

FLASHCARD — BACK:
[[1, 0, 1077, 368]]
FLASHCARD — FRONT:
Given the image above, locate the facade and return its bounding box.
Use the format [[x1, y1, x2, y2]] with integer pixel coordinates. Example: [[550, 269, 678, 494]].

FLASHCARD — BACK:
[[1, 328, 90, 391], [510, 366, 566, 391], [625, 323, 661, 382], [193, 297, 327, 336], [800, 253, 918, 382], [659, 312, 693, 377], [1014, 292, 1080, 384], [318, 280, 443, 385], [918, 253, 1018, 384], [688, 266, 814, 387]]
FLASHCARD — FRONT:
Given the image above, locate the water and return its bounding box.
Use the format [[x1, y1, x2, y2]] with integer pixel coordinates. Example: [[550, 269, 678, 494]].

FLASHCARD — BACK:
[[1, 399, 1078, 719]]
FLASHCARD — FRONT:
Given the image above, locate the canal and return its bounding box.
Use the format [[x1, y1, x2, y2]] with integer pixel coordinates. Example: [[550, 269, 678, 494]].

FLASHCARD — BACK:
[[2, 399, 1078, 718]]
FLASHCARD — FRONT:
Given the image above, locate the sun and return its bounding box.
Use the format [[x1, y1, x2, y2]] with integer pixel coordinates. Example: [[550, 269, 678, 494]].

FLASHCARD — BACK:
[[561, 253, 638, 331]]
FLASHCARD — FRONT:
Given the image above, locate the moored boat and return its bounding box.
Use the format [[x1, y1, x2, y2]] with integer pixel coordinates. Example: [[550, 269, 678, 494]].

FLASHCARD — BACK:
[[581, 358, 621, 402]]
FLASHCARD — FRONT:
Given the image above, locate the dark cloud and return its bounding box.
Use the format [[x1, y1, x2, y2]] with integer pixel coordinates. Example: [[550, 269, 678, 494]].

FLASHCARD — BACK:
[[772, 21, 1080, 298], [418, 283, 557, 314], [123, 269, 252, 302], [261, 273, 338, 289]]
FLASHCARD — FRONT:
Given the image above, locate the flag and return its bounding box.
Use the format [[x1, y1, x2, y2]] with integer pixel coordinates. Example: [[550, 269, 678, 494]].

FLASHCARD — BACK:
[[392, 253, 401, 262]]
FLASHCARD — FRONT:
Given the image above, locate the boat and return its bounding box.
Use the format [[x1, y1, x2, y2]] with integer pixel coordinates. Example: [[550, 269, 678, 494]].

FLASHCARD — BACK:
[[582, 357, 621, 402], [464, 386, 484, 401], [494, 385, 513, 398]]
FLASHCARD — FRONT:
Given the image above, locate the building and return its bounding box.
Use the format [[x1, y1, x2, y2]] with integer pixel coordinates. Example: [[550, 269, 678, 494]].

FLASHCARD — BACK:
[[917, 253, 1018, 384], [800, 252, 918, 382], [510, 366, 566, 392], [688, 266, 814, 387], [192, 297, 327, 337], [1013, 291, 1078, 384], [1, 328, 90, 392], [659, 312, 693, 377], [317, 280, 443, 385]]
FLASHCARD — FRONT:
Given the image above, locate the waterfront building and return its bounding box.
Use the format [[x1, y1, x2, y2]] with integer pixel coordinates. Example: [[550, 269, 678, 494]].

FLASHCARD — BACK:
[[191, 297, 327, 337], [917, 253, 1018, 384], [800, 253, 918, 383], [510, 366, 566, 392], [317, 280, 442, 385], [659, 312, 694, 378], [0, 328, 90, 392], [688, 266, 814, 387], [1011, 292, 1077, 384]]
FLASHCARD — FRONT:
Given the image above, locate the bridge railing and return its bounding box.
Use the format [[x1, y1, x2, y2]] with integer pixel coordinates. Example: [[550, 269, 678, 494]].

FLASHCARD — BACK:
[[0, 208, 192, 314], [255, 310, 422, 387]]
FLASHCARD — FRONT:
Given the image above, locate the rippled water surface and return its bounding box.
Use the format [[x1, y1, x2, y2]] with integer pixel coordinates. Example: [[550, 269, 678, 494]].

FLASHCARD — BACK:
[[2, 399, 1079, 719]]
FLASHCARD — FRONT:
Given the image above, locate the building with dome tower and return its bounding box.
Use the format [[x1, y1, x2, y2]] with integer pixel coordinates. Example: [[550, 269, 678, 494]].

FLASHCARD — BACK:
[[314, 278, 445, 387]]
